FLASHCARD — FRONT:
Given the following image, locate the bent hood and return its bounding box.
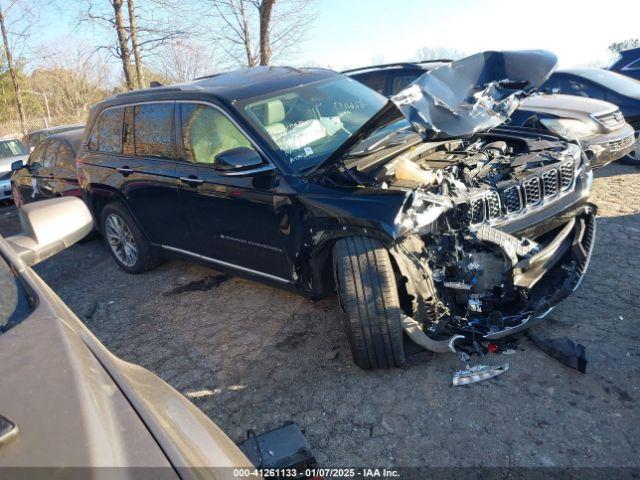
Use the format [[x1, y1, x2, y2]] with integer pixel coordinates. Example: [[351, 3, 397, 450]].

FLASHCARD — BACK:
[[391, 50, 558, 139]]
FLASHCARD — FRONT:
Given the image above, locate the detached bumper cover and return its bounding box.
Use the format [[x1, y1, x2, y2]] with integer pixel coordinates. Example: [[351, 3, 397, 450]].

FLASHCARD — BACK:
[[484, 204, 596, 339]]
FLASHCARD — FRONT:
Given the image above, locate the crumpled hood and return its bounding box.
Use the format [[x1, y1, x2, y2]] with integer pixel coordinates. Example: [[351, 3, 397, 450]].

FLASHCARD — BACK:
[[391, 50, 558, 139]]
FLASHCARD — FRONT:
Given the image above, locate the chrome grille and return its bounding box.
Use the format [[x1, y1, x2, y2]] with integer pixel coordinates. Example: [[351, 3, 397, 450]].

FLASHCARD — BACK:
[[523, 177, 541, 206], [542, 169, 558, 197], [594, 110, 625, 130], [464, 159, 576, 226], [466, 197, 485, 225], [485, 191, 501, 219], [503, 186, 522, 213], [559, 160, 574, 190]]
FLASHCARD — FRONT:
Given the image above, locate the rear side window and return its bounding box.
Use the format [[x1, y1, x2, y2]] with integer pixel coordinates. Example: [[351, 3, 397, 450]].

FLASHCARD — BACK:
[[89, 108, 124, 153], [133, 103, 175, 158]]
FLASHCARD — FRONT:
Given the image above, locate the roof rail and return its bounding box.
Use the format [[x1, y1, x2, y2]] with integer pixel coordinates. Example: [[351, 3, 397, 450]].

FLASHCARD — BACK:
[[115, 86, 182, 98]]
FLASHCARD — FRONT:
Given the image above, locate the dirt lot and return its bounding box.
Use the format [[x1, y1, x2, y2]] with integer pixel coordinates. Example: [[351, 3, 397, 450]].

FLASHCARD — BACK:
[[1, 163, 639, 469]]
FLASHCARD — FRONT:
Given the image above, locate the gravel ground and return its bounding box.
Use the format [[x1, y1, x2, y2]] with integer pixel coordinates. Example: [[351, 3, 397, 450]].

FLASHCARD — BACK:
[[1, 162, 638, 469]]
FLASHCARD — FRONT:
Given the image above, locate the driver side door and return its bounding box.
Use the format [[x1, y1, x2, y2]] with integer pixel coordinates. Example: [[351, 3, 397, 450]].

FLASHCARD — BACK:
[[173, 102, 293, 283]]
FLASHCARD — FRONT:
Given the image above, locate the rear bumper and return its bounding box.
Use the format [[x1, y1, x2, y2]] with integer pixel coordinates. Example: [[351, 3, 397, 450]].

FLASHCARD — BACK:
[[484, 204, 596, 339], [580, 124, 635, 168]]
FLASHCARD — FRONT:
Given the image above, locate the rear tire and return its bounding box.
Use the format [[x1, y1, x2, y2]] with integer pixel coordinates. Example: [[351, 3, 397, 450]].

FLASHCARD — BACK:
[[333, 236, 405, 370], [101, 202, 159, 274]]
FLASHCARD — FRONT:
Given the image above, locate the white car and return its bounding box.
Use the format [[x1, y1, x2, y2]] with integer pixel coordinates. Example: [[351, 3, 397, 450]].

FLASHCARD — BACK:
[[0, 138, 28, 201]]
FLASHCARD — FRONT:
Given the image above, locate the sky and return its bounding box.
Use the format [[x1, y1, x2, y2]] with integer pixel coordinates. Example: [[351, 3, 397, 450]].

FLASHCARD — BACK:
[[22, 0, 640, 72], [303, 0, 640, 70]]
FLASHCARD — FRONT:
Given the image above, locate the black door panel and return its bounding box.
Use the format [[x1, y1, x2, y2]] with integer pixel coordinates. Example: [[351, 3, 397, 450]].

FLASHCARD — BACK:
[[175, 163, 292, 280]]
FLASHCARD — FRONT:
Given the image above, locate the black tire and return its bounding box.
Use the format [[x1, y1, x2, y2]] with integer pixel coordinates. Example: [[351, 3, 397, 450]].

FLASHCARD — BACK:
[[100, 202, 159, 273], [333, 236, 405, 370]]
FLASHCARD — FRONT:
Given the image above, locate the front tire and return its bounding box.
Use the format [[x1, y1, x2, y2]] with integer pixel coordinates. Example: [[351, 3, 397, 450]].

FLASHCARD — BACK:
[[333, 236, 405, 370], [101, 202, 158, 273]]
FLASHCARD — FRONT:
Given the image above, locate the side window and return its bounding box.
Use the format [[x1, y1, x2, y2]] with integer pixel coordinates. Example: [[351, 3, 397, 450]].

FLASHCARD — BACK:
[[134, 103, 175, 158], [180, 104, 253, 164], [29, 142, 47, 166], [56, 144, 74, 169], [89, 108, 124, 153], [43, 141, 59, 168], [350, 72, 389, 96], [390, 72, 422, 95]]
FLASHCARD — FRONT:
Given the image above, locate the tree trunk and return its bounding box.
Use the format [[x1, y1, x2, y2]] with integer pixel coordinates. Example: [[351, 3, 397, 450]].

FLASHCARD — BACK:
[[238, 0, 255, 67], [259, 0, 275, 66], [0, 5, 26, 134], [112, 0, 135, 90], [127, 0, 145, 88]]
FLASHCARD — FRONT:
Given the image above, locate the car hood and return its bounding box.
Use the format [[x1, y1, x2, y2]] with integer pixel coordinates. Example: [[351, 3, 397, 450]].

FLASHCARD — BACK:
[[391, 50, 558, 140], [519, 93, 618, 118], [309, 50, 558, 176], [0, 155, 27, 174]]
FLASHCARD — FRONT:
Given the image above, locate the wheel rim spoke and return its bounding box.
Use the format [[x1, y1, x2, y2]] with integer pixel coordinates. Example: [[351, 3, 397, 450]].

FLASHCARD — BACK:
[[105, 213, 138, 267]]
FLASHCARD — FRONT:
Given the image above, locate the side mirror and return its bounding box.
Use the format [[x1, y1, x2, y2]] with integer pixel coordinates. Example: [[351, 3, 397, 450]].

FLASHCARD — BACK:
[[11, 160, 25, 171], [6, 197, 93, 266], [215, 147, 264, 172]]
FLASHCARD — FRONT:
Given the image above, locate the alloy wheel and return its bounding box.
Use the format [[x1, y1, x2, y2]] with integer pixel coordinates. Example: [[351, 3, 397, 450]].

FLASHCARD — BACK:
[[104, 213, 138, 267]]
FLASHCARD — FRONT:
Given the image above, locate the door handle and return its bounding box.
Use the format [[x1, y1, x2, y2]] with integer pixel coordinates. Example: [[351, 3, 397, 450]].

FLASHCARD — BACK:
[[117, 166, 134, 176], [180, 176, 204, 187]]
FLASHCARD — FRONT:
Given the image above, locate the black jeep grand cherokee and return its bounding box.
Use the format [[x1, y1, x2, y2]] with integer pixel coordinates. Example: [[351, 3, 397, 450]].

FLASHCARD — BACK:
[[78, 50, 596, 370]]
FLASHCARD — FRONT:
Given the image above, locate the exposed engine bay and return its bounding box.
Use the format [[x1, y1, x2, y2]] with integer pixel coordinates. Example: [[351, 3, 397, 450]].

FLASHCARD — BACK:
[[375, 132, 596, 342]]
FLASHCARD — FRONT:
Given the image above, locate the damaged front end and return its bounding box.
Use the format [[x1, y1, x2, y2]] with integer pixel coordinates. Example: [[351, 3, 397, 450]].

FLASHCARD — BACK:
[[387, 135, 595, 343], [352, 50, 597, 345]]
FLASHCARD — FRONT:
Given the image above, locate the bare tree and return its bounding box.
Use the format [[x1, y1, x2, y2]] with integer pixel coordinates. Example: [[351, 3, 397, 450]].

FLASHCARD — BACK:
[[80, 0, 190, 90], [209, 0, 314, 67], [127, 0, 144, 88], [112, 0, 135, 89], [609, 38, 640, 54], [155, 38, 216, 82], [0, 0, 38, 133], [414, 46, 466, 62]]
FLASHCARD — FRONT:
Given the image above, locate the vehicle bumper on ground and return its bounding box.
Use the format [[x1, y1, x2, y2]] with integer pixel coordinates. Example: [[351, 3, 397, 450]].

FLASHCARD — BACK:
[[580, 123, 635, 168], [0, 175, 12, 200]]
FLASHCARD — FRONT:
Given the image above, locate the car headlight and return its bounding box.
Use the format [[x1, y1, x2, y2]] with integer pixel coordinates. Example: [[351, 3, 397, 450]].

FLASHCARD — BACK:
[[539, 118, 599, 141]]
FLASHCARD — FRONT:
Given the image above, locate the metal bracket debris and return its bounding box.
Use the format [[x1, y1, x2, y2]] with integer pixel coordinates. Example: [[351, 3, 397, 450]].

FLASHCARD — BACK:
[[452, 363, 510, 386]]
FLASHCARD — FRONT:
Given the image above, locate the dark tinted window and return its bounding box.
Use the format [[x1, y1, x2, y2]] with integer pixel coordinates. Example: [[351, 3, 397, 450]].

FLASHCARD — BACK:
[[56, 144, 74, 169], [134, 103, 175, 158], [350, 72, 389, 95], [390, 72, 422, 95], [89, 108, 123, 153], [544, 75, 605, 100], [43, 141, 59, 168]]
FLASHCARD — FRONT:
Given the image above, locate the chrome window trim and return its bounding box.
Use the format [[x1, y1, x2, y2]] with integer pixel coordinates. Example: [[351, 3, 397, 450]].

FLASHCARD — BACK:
[[160, 244, 291, 284], [84, 99, 280, 175]]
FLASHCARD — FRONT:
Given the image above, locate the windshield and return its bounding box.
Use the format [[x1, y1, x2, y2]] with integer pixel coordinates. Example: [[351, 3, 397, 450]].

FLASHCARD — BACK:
[[241, 76, 387, 173], [0, 139, 28, 159], [578, 69, 640, 98]]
